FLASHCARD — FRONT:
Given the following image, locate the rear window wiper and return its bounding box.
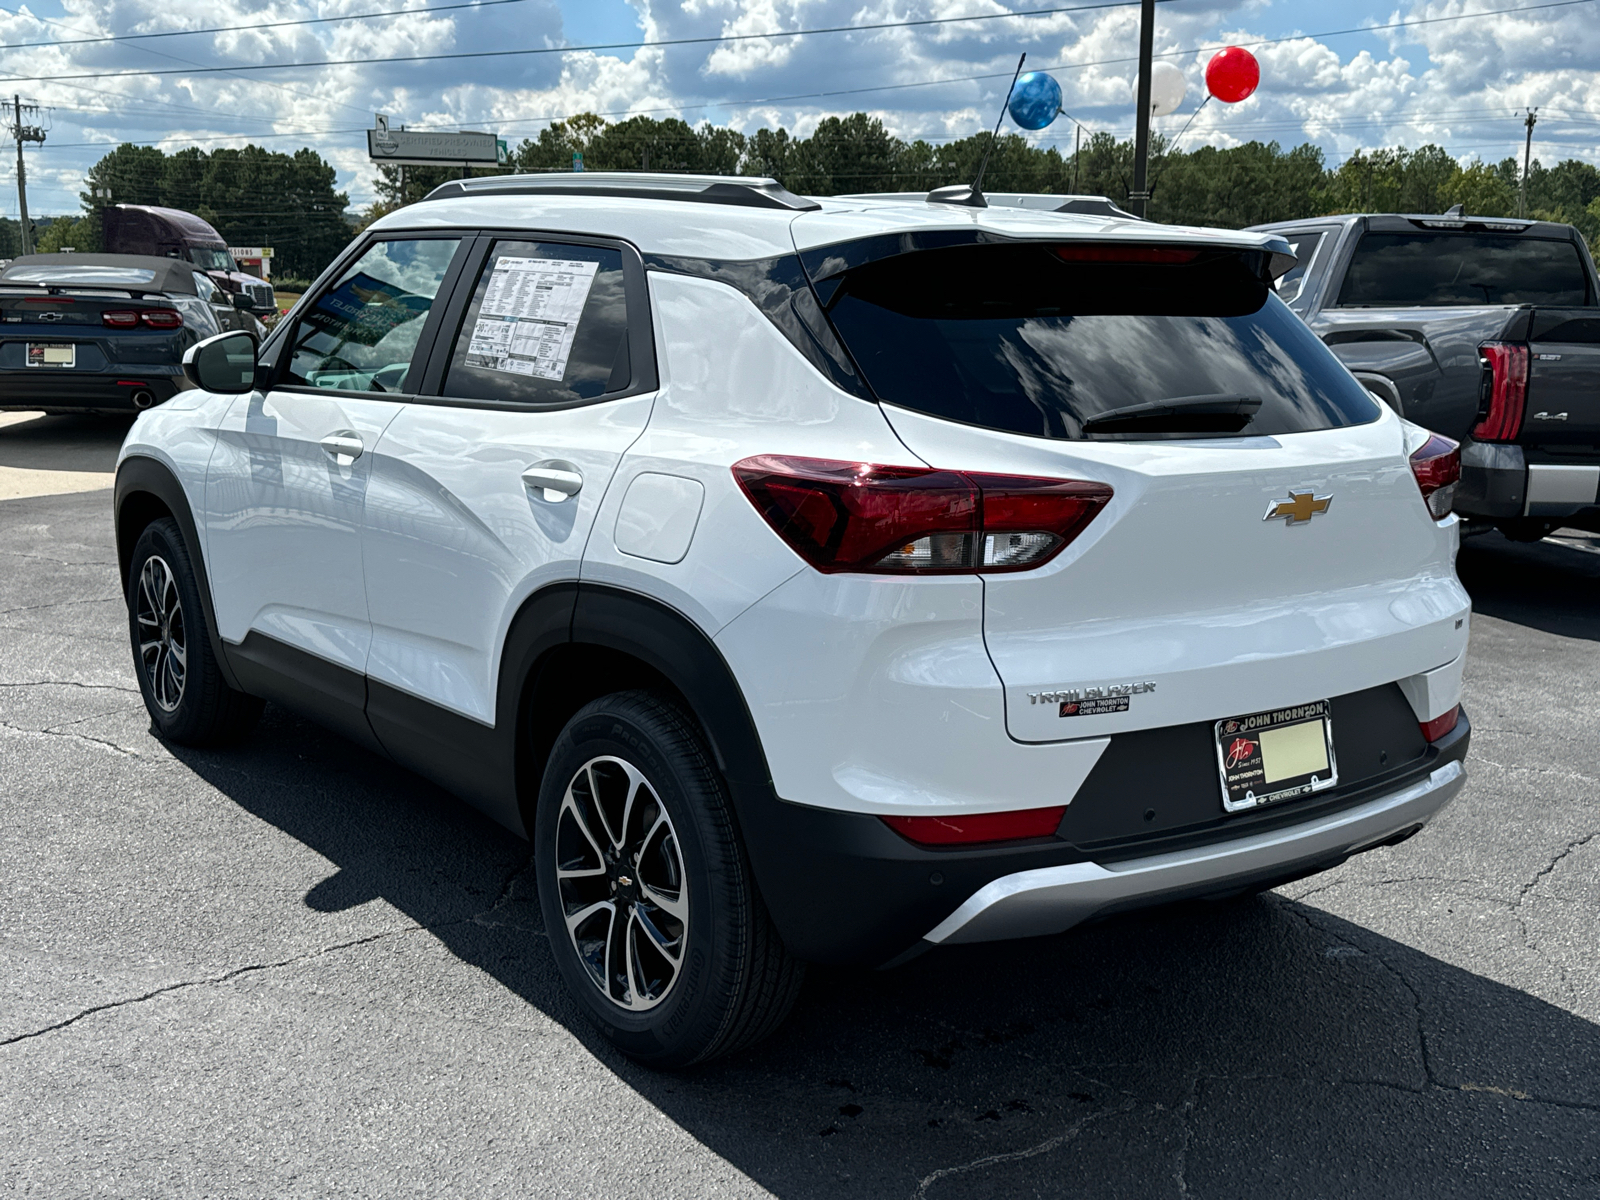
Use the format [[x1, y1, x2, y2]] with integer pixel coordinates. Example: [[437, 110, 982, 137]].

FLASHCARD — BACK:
[[1080, 393, 1262, 435]]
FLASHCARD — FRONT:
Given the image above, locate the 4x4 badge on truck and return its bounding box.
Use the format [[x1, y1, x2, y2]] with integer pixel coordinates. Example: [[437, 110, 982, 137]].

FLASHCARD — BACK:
[[1264, 491, 1332, 524]]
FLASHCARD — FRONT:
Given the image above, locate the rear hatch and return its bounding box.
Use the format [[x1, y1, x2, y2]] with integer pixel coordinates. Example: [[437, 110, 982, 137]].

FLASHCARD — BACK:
[[811, 236, 1469, 743], [0, 287, 187, 374]]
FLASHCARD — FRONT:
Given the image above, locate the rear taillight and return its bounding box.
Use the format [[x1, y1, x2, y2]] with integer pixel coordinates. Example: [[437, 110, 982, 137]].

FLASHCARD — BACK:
[[1473, 342, 1527, 442], [731, 455, 1112, 574], [1409, 433, 1461, 520], [1420, 704, 1460, 742], [881, 806, 1066, 846], [102, 310, 139, 328], [140, 309, 182, 329]]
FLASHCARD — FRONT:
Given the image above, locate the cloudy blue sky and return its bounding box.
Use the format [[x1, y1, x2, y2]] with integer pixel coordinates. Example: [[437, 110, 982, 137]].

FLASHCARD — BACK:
[[3, 0, 1596, 217]]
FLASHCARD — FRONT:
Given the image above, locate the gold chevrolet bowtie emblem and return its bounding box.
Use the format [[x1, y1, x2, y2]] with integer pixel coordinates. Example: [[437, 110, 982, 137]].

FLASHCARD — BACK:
[[1264, 491, 1333, 524]]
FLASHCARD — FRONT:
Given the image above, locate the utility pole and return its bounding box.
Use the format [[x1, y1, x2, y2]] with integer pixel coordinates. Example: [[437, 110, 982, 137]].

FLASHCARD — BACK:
[[9, 95, 45, 256], [1129, 0, 1156, 218], [1519, 108, 1538, 219]]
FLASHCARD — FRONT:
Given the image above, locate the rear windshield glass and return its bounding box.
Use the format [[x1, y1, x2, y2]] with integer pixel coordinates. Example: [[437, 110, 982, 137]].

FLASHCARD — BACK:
[[2, 265, 158, 286], [1338, 233, 1591, 307], [824, 243, 1380, 440]]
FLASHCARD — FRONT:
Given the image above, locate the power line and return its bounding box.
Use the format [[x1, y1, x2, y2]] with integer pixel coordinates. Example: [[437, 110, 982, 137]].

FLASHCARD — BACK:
[[0, 0, 1182, 86], [0, 0, 530, 52]]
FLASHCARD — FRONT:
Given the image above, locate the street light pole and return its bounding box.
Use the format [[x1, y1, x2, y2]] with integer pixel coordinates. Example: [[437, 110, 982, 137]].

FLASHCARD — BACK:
[[1129, 0, 1156, 218]]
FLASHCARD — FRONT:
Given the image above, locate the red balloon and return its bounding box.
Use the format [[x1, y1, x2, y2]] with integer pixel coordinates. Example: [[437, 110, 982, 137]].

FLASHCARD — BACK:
[[1206, 46, 1259, 103]]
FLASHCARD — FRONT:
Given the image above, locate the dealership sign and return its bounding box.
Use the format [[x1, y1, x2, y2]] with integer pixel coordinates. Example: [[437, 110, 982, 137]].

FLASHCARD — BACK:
[[368, 114, 501, 167]]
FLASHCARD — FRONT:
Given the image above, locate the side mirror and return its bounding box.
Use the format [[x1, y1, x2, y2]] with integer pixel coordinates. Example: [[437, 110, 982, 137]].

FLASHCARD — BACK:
[[231, 292, 253, 311], [183, 330, 258, 394]]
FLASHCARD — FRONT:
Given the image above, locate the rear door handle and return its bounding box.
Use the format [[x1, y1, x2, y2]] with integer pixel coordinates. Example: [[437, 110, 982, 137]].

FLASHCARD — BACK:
[[522, 460, 583, 502], [320, 431, 364, 464]]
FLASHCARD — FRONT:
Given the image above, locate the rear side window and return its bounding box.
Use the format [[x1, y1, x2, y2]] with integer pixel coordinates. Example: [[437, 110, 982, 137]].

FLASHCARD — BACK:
[[824, 243, 1379, 440], [442, 241, 629, 406], [1338, 233, 1591, 307]]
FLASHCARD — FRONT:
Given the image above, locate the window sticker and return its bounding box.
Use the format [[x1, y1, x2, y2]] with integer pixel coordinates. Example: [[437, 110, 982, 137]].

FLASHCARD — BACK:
[[465, 257, 600, 381]]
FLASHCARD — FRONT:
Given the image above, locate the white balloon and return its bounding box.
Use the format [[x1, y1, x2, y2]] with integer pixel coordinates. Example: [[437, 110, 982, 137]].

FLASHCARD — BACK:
[[1133, 61, 1188, 117]]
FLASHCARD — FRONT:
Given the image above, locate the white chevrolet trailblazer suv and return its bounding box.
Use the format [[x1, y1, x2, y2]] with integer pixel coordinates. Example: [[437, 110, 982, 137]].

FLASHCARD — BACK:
[[116, 174, 1472, 1066]]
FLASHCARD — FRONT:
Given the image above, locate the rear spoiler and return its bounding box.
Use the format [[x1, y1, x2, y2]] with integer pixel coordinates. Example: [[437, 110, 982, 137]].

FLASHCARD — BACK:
[[0, 284, 170, 300]]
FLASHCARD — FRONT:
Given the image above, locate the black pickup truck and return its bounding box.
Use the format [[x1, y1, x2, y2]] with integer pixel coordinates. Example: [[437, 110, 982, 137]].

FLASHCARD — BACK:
[[1248, 211, 1600, 541]]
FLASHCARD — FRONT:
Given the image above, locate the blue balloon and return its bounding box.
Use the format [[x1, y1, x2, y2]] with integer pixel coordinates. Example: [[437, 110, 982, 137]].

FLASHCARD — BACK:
[[1008, 72, 1062, 131]]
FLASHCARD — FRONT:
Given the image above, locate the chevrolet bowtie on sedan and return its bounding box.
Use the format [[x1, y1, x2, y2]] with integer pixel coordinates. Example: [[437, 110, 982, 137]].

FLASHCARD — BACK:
[[115, 174, 1471, 1066]]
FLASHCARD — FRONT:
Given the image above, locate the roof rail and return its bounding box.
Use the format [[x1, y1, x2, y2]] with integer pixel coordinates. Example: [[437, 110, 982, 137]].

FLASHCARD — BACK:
[[422, 171, 821, 212]]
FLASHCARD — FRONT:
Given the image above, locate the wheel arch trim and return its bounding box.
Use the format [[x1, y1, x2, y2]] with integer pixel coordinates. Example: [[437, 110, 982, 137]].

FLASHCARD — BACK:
[[114, 454, 242, 691]]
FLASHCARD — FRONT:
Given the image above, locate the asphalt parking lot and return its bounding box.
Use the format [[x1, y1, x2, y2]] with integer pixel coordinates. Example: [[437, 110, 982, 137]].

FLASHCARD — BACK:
[[2, 412, 1597, 1199]]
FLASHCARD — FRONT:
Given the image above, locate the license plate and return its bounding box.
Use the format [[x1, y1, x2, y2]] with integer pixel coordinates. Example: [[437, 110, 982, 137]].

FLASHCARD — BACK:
[[1214, 700, 1337, 813], [26, 343, 74, 368]]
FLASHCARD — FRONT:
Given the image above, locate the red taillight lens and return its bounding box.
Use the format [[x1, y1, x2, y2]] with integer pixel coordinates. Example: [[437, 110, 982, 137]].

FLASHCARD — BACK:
[[1052, 245, 1200, 264], [1409, 433, 1461, 520], [1420, 704, 1460, 743], [101, 310, 139, 328], [140, 309, 182, 329], [732, 455, 1112, 574], [1473, 342, 1527, 442], [881, 806, 1066, 846]]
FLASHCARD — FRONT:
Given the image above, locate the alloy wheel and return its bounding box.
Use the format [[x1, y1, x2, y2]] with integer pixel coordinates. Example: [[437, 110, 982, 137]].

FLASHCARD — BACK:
[[136, 555, 186, 712], [555, 755, 688, 1011]]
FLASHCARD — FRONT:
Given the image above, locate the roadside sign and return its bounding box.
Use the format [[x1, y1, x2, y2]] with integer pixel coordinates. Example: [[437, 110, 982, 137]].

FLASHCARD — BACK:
[[368, 114, 500, 167]]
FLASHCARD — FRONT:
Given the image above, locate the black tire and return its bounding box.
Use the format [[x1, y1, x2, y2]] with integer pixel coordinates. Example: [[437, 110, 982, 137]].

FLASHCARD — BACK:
[[535, 690, 803, 1067], [1496, 518, 1560, 543], [126, 517, 263, 746]]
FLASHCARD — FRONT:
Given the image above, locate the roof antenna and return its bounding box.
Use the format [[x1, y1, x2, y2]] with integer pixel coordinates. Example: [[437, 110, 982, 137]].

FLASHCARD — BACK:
[[928, 52, 1026, 208]]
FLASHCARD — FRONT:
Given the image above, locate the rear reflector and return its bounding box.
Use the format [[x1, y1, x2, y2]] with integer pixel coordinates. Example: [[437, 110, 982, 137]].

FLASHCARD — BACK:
[[1473, 342, 1528, 442], [881, 806, 1067, 846], [732, 455, 1112, 574], [1408, 433, 1461, 519], [1419, 704, 1460, 743]]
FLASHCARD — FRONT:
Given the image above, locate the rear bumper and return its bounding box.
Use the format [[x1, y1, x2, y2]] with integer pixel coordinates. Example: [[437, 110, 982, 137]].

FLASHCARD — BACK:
[[1458, 441, 1600, 519], [926, 757, 1464, 946], [0, 372, 180, 413], [744, 710, 1470, 967]]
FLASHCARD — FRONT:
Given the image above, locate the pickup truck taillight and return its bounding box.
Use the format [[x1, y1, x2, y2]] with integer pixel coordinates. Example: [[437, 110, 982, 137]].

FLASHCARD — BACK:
[[732, 455, 1113, 574], [1473, 342, 1528, 442], [1409, 433, 1460, 519]]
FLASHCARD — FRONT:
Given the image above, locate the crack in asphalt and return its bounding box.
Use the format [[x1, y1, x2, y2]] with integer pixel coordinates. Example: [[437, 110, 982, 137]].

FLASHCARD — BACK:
[[0, 679, 140, 694], [0, 719, 143, 757], [1173, 1075, 1199, 1198], [0, 927, 424, 1048], [471, 858, 543, 932], [909, 1099, 1137, 1199], [0, 596, 119, 617], [1515, 829, 1597, 905]]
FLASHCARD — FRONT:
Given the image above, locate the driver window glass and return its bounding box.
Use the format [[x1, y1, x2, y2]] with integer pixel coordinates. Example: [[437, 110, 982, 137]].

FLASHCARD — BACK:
[[284, 237, 460, 393], [192, 271, 218, 303]]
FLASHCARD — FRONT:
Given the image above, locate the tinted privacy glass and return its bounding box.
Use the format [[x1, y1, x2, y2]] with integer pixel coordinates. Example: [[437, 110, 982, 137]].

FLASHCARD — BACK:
[[285, 238, 459, 391], [1338, 233, 1591, 307], [444, 241, 629, 405], [825, 243, 1380, 440]]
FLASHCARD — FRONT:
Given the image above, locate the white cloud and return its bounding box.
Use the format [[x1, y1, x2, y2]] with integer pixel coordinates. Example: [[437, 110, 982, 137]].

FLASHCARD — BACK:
[[2, 0, 1596, 219]]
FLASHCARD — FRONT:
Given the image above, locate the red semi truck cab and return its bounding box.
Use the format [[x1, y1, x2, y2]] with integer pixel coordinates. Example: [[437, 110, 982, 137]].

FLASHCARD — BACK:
[[102, 205, 277, 316]]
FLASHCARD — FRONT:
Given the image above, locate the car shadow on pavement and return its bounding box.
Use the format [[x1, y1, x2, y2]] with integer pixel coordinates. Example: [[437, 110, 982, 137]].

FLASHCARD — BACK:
[[167, 706, 1600, 1200], [1458, 528, 1600, 643], [0, 411, 134, 472]]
